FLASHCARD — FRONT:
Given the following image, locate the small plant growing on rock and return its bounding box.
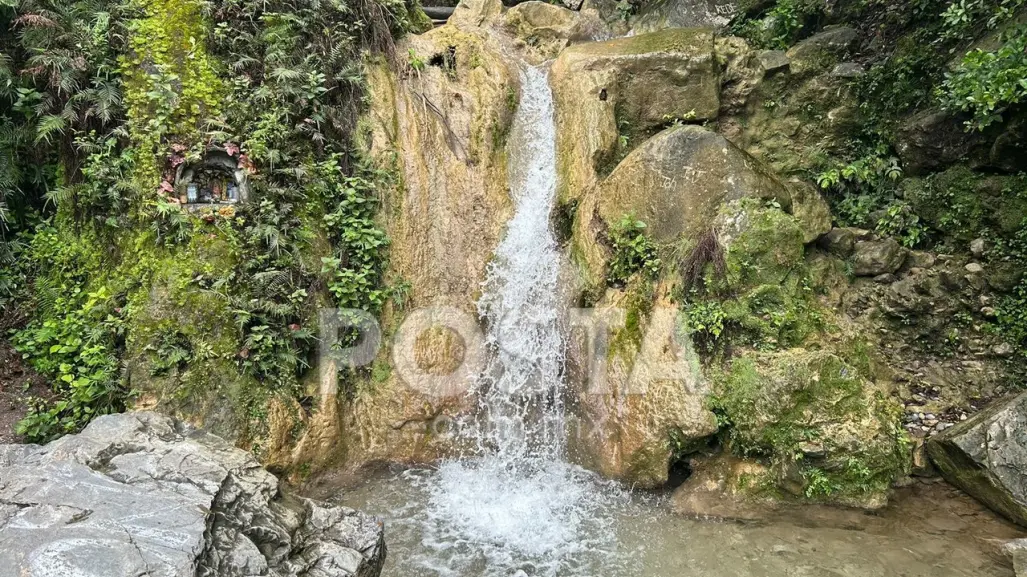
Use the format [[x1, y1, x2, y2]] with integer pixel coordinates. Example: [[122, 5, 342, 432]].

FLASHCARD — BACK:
[[606, 215, 661, 287]]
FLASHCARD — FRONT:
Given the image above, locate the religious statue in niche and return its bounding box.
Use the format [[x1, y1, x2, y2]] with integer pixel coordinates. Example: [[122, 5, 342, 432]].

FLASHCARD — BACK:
[[175, 149, 249, 206], [183, 166, 238, 204]]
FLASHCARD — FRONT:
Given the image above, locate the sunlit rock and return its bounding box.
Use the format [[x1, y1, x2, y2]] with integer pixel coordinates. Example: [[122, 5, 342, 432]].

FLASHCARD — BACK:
[[0, 412, 385, 577]]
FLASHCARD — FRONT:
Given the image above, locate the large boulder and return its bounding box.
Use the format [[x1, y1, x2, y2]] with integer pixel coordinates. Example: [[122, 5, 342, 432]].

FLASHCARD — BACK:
[[894, 110, 989, 175], [928, 391, 1027, 527], [502, 1, 604, 60], [630, 0, 739, 33], [785, 26, 858, 76], [710, 350, 909, 508], [597, 125, 792, 244], [0, 412, 385, 577], [551, 28, 720, 202], [851, 238, 907, 276], [565, 293, 719, 488], [448, 0, 502, 29]]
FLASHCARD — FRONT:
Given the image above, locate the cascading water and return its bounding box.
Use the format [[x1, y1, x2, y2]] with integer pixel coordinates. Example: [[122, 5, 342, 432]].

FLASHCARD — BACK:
[[472, 63, 567, 466], [334, 61, 1018, 577], [377, 64, 635, 577]]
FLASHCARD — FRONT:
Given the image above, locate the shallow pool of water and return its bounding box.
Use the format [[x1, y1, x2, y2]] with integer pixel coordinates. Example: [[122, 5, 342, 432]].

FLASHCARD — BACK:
[[310, 465, 1023, 577]]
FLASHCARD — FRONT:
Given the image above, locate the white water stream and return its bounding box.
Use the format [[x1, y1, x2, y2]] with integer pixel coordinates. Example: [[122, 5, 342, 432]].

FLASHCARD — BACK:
[[372, 65, 637, 577]]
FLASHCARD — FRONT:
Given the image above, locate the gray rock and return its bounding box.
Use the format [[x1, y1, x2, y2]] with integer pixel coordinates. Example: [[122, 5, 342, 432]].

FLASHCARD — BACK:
[[597, 125, 792, 243], [1004, 538, 1027, 577], [904, 250, 937, 270], [966, 262, 984, 274], [792, 26, 858, 54], [0, 412, 385, 577], [895, 109, 988, 175], [786, 26, 858, 75], [851, 238, 907, 276], [994, 342, 1015, 357], [630, 0, 738, 33], [928, 392, 1027, 528], [787, 179, 832, 243], [970, 237, 986, 256], [830, 62, 864, 78], [817, 227, 856, 257], [758, 50, 790, 74]]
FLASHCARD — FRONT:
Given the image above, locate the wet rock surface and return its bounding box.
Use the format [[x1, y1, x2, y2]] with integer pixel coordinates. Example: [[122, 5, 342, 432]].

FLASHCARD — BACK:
[[928, 391, 1027, 528], [0, 412, 385, 577]]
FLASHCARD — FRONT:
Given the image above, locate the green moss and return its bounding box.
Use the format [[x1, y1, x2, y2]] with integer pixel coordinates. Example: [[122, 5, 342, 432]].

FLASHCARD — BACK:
[[709, 350, 909, 503], [120, 0, 225, 188], [684, 202, 821, 353], [571, 27, 713, 57], [722, 201, 806, 289], [610, 278, 656, 359]]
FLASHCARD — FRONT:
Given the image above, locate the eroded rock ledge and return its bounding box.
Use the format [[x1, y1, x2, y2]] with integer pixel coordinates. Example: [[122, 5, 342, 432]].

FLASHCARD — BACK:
[[0, 412, 385, 577]]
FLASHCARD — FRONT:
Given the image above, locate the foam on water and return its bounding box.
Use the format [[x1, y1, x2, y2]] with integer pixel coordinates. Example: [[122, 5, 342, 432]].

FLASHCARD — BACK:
[[397, 64, 635, 576]]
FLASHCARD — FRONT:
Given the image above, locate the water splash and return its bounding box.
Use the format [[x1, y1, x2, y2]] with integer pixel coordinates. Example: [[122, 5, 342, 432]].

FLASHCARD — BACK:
[[400, 65, 636, 577], [473, 64, 566, 465]]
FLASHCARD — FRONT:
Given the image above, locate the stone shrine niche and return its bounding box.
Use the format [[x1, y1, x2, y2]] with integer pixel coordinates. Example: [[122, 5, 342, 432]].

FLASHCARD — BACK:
[[175, 149, 249, 209]]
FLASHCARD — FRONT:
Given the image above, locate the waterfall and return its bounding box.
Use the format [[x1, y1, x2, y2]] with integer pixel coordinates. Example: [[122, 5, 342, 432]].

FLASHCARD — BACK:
[[407, 65, 632, 577], [474, 64, 566, 466]]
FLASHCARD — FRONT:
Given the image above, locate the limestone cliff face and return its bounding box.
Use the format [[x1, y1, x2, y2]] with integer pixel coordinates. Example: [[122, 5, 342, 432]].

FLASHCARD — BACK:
[[270, 0, 1007, 507], [320, 18, 517, 468]]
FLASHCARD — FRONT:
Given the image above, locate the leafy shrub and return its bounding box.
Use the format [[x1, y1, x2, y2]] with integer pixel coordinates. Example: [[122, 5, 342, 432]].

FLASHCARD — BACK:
[[940, 23, 1027, 130], [683, 300, 727, 351], [730, 0, 824, 50], [876, 201, 928, 248], [940, 0, 1025, 41], [13, 286, 127, 443], [146, 328, 192, 376], [606, 215, 661, 286]]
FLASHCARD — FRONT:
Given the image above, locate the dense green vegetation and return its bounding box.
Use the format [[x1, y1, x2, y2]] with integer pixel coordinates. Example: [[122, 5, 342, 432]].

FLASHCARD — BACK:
[[729, 0, 1027, 358], [0, 0, 419, 442]]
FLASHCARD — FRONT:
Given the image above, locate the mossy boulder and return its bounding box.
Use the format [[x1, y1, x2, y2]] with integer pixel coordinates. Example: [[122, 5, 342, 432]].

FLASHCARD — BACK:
[[448, 0, 502, 29], [710, 349, 909, 508], [719, 38, 860, 179], [784, 26, 857, 77], [598, 125, 791, 244], [851, 238, 907, 277], [692, 201, 824, 350], [928, 391, 1027, 527], [551, 28, 720, 202], [903, 165, 1027, 245]]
